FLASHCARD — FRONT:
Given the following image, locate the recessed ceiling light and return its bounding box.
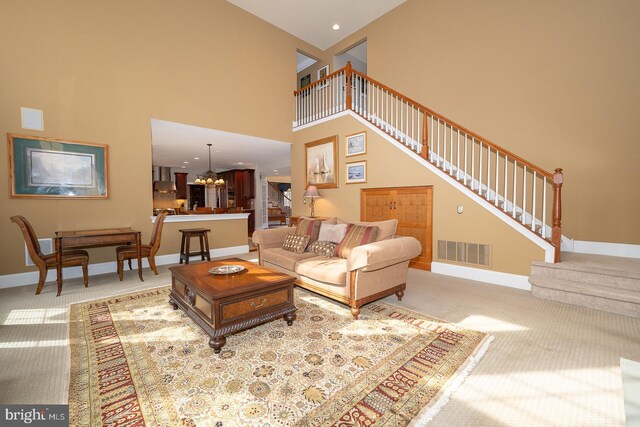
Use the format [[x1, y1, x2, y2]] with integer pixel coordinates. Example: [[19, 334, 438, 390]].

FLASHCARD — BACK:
[[181, 166, 186, 169], [183, 161, 189, 164], [194, 157, 199, 160], [238, 162, 243, 165], [332, 24, 340, 30]]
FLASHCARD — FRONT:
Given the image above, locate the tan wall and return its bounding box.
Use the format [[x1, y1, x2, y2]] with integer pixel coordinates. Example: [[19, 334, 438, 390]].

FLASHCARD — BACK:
[[317, 0, 640, 245], [0, 0, 310, 275], [292, 115, 544, 275]]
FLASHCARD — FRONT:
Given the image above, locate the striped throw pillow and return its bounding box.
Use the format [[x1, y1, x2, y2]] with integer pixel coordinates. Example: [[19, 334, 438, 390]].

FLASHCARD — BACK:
[[295, 218, 322, 248], [336, 224, 379, 258]]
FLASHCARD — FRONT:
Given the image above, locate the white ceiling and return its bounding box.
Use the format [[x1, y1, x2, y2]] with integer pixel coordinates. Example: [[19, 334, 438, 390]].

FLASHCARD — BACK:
[[226, 0, 406, 50], [151, 119, 291, 174]]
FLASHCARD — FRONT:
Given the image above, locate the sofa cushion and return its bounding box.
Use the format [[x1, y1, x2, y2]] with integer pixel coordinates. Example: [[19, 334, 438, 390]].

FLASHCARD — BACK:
[[282, 234, 310, 254], [295, 218, 322, 247], [295, 256, 347, 285], [336, 224, 379, 258], [318, 222, 348, 243], [308, 240, 338, 258], [262, 247, 317, 271], [337, 218, 398, 241]]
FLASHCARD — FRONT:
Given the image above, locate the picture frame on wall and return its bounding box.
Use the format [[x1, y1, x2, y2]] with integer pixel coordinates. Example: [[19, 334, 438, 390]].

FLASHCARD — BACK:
[[305, 135, 338, 189], [346, 160, 367, 184], [345, 131, 366, 157], [300, 74, 311, 89], [317, 65, 330, 89], [7, 133, 109, 198]]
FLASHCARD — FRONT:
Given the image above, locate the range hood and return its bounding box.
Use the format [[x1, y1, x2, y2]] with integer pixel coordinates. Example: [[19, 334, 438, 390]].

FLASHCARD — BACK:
[[153, 167, 176, 193]]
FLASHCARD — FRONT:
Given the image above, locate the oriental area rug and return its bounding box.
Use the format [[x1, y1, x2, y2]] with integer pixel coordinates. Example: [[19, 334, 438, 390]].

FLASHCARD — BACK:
[[68, 287, 492, 426]]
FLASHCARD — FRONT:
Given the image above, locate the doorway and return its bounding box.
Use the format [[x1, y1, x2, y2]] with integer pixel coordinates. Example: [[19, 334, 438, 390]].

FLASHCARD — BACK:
[[335, 39, 367, 74]]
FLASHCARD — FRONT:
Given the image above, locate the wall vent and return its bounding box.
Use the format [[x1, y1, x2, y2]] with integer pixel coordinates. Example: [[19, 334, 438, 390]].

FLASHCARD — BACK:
[[25, 238, 53, 266], [437, 240, 491, 267]]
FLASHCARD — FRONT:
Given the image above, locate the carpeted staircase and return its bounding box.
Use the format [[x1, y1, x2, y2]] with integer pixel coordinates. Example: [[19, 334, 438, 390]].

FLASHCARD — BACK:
[[530, 252, 640, 318]]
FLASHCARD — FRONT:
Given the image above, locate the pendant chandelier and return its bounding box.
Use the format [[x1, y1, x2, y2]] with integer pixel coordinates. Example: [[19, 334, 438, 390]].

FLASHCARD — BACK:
[[194, 144, 224, 186]]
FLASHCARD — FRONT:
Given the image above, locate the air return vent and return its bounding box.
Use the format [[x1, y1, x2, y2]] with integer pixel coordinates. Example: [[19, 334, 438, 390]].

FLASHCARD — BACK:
[[437, 240, 491, 267]]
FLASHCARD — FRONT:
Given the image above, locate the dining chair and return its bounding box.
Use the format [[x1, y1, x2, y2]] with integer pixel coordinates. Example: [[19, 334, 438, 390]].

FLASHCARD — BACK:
[[10, 215, 89, 295], [116, 212, 168, 281]]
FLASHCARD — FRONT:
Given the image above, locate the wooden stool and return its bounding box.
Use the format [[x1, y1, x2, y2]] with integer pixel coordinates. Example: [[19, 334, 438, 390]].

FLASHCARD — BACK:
[[179, 228, 211, 264]]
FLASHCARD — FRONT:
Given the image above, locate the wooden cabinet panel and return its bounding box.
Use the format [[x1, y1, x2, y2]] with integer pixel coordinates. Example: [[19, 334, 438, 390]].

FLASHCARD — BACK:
[[174, 172, 188, 200], [360, 189, 393, 222], [361, 186, 432, 271]]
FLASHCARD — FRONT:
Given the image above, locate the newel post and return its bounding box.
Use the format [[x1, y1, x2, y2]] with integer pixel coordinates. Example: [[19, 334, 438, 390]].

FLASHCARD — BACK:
[[345, 61, 352, 111], [551, 168, 563, 262], [421, 112, 429, 159]]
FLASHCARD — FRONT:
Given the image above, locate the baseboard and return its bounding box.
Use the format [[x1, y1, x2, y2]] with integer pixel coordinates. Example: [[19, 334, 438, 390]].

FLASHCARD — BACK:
[[430, 262, 531, 290], [0, 245, 249, 289], [562, 239, 640, 259]]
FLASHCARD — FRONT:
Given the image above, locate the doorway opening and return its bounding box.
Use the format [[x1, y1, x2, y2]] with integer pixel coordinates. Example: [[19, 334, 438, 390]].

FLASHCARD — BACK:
[[335, 39, 367, 74]]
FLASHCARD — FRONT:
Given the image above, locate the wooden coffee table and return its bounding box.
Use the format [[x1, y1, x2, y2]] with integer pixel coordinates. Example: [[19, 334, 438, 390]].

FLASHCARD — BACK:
[[169, 258, 297, 353]]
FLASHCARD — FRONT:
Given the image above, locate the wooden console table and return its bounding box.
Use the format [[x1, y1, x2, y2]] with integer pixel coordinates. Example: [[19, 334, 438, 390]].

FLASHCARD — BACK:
[[54, 227, 142, 296]]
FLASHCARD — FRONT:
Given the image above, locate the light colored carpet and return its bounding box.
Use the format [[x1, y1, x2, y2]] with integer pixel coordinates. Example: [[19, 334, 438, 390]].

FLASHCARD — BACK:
[[1, 253, 639, 426]]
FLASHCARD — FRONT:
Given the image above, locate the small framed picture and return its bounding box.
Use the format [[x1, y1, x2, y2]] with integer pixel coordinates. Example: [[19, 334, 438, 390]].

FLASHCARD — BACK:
[[346, 132, 366, 157], [346, 160, 367, 184], [317, 65, 329, 89], [300, 74, 311, 89]]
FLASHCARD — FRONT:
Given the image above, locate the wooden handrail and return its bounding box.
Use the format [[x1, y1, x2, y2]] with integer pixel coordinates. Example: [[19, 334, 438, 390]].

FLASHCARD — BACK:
[[350, 68, 554, 179], [268, 181, 291, 202]]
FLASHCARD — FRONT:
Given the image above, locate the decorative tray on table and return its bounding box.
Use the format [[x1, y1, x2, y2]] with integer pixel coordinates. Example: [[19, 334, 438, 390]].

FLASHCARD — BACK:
[[208, 265, 245, 275]]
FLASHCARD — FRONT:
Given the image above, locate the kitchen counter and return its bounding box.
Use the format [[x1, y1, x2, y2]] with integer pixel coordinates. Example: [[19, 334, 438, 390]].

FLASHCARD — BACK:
[[149, 213, 250, 224]]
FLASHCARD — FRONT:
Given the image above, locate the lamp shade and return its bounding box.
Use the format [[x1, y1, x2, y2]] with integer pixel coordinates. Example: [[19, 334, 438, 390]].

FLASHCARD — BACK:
[[303, 185, 321, 198]]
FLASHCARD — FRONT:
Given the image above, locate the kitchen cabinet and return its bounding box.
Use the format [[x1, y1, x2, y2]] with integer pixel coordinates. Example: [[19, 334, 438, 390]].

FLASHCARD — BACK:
[[220, 169, 254, 210], [174, 172, 188, 200]]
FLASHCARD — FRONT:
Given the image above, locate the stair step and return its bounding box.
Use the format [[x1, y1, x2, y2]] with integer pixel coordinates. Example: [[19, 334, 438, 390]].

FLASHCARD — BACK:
[[531, 281, 640, 318], [529, 277, 640, 305], [531, 253, 640, 291], [530, 252, 640, 318]]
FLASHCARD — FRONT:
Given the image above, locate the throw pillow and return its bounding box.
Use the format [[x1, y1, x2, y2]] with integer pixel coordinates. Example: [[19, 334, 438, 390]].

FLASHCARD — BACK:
[[282, 234, 310, 254], [308, 240, 338, 258], [295, 218, 321, 247], [318, 222, 348, 244], [336, 224, 380, 258]]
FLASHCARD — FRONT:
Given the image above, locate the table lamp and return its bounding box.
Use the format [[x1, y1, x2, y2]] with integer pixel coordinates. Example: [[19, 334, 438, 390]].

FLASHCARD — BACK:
[[303, 185, 321, 217]]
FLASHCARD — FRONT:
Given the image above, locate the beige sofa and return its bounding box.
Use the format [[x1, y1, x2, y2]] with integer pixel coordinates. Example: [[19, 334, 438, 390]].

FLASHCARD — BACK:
[[252, 218, 422, 319]]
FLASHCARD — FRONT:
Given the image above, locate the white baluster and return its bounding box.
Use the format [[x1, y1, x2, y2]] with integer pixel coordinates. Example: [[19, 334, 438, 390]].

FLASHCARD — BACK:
[[449, 124, 453, 174], [532, 171, 537, 231], [444, 125, 448, 171], [456, 130, 460, 179], [478, 142, 483, 194], [430, 115, 434, 162], [437, 119, 441, 166], [542, 177, 547, 238], [522, 166, 527, 224], [487, 148, 491, 200], [463, 133, 468, 184], [503, 156, 509, 212], [471, 137, 475, 189], [512, 161, 517, 217], [495, 151, 499, 206]]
